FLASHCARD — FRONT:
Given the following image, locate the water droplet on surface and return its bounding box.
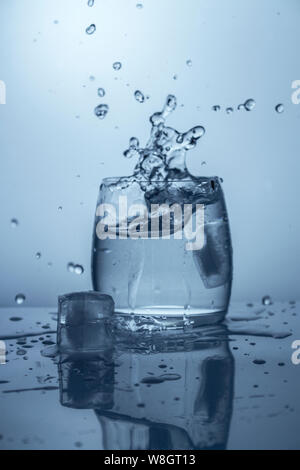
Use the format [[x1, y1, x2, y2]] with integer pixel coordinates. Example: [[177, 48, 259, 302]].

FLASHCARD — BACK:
[[67, 263, 75, 273], [53, 20, 59, 24], [87, 0, 94, 6], [134, 90, 145, 103], [58, 206, 63, 211], [15, 294, 25, 305], [226, 107, 234, 114], [94, 104, 109, 119], [186, 59, 192, 67], [97, 87, 105, 97], [253, 359, 266, 365], [86, 24, 96, 35], [244, 99, 256, 111], [237, 104, 245, 111], [212, 105, 220, 111], [141, 376, 164, 384], [113, 61, 122, 71], [275, 103, 284, 113], [35, 252, 41, 259], [74, 265, 84, 275], [17, 349, 27, 356], [262, 295, 272, 306], [173, 74, 178, 80], [11, 219, 19, 228], [136, 3, 143, 8], [9, 317, 23, 322]]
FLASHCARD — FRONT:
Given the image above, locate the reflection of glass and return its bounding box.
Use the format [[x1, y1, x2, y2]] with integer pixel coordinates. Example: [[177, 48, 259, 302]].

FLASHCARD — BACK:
[[59, 325, 234, 450], [92, 177, 233, 326]]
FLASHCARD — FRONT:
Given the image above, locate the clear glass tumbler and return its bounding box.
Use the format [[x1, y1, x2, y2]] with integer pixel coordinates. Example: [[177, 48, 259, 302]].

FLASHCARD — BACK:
[[92, 176, 232, 326]]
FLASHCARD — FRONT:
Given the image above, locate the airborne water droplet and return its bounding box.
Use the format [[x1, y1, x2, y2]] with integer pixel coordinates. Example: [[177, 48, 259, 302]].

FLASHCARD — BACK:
[[262, 295, 272, 306], [94, 104, 109, 119], [134, 90, 145, 103], [10, 218, 19, 228], [15, 294, 26, 305], [67, 263, 75, 273], [113, 61, 122, 71], [86, 24, 96, 35], [244, 99, 256, 111], [97, 88, 105, 97], [275, 103, 284, 113], [74, 265, 84, 275]]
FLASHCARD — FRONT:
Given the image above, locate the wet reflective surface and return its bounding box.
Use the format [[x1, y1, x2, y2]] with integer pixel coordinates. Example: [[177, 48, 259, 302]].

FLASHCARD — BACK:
[[0, 302, 299, 450]]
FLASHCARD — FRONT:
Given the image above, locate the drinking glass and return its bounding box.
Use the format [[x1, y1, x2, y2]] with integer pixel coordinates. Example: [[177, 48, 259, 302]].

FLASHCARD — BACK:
[[92, 176, 232, 326]]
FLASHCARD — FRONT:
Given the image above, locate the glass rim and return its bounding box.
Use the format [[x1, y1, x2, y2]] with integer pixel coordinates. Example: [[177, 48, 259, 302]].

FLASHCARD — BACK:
[[100, 176, 220, 185]]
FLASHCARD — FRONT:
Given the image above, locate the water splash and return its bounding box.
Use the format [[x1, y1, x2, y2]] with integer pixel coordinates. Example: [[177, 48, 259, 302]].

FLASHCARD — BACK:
[[123, 137, 140, 159], [121, 95, 206, 187]]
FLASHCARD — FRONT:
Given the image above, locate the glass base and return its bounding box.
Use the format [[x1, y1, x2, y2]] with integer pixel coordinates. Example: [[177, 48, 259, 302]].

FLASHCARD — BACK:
[[114, 306, 227, 329]]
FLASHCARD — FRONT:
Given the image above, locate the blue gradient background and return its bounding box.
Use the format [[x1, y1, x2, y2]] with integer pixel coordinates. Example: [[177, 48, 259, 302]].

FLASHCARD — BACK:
[[0, 0, 299, 306]]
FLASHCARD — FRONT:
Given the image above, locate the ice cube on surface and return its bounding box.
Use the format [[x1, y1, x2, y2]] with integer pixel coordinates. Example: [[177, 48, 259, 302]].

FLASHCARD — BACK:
[[58, 291, 114, 326], [57, 291, 114, 352]]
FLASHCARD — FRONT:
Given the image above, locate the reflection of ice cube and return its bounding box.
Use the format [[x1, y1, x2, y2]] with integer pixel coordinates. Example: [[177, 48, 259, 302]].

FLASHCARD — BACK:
[[59, 357, 114, 410], [193, 221, 232, 289], [57, 291, 114, 352]]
